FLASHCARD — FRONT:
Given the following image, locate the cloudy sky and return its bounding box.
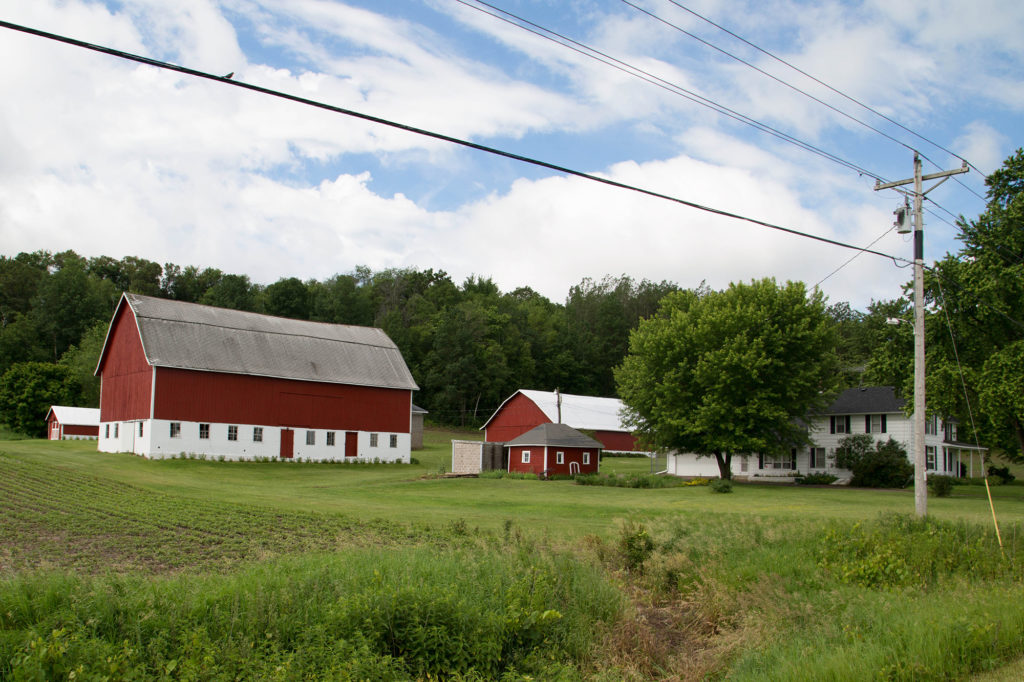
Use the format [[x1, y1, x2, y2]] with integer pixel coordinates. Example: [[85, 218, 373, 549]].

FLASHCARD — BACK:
[[1, 0, 1021, 309]]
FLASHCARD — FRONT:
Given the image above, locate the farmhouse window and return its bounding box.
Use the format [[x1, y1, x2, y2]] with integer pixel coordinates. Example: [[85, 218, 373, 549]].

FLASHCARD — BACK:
[[925, 414, 938, 435], [327, 431, 335, 446], [170, 422, 181, 438], [522, 450, 531, 464], [866, 414, 886, 433], [306, 430, 315, 446], [199, 423, 210, 439], [830, 415, 851, 434], [105, 424, 110, 438], [926, 445, 936, 470], [583, 452, 590, 465], [556, 451, 564, 464], [370, 433, 379, 447], [138, 422, 144, 437], [810, 447, 827, 468], [389, 434, 398, 448], [944, 422, 958, 442], [228, 425, 238, 441], [253, 427, 263, 442]]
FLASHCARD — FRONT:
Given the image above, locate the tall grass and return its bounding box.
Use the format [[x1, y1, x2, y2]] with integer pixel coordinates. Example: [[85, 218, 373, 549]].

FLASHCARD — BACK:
[[0, 547, 622, 680]]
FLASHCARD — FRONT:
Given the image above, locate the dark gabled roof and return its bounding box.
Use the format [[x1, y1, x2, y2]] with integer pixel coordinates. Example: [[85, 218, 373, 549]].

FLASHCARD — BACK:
[[506, 422, 603, 449], [826, 386, 905, 415], [411, 404, 428, 414], [96, 293, 418, 391]]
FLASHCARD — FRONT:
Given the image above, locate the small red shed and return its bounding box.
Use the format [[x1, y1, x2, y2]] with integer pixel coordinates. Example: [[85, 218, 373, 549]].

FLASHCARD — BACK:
[[506, 422, 602, 476], [46, 406, 101, 440], [483, 389, 647, 453]]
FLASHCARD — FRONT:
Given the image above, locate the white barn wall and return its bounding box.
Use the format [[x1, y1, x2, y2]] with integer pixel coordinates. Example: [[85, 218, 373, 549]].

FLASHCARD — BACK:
[[98, 419, 410, 462]]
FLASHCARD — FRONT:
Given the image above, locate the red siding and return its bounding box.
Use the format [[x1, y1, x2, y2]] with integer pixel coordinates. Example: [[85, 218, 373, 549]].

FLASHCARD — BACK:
[[543, 446, 600, 476], [593, 430, 640, 452], [98, 306, 152, 422], [153, 368, 411, 432], [484, 393, 551, 442], [48, 415, 59, 440], [508, 445, 547, 475], [62, 424, 99, 437]]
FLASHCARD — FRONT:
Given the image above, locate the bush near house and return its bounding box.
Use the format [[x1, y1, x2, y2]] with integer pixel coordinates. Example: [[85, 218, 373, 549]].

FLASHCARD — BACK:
[[834, 434, 913, 488]]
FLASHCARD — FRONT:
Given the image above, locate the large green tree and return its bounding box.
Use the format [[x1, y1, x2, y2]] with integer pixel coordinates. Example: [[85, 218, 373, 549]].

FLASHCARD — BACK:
[[615, 278, 838, 479], [919, 149, 1024, 460], [0, 362, 76, 436]]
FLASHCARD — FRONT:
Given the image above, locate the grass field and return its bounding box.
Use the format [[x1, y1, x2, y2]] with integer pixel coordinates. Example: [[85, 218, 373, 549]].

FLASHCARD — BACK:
[[4, 428, 1024, 680]]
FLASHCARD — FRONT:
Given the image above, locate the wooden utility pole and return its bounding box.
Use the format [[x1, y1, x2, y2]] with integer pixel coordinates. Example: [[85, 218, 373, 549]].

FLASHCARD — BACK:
[[875, 154, 968, 517]]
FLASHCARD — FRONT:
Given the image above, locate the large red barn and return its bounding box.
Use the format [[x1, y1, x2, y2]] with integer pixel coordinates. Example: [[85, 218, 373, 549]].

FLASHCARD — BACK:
[[95, 293, 418, 461], [482, 389, 645, 453]]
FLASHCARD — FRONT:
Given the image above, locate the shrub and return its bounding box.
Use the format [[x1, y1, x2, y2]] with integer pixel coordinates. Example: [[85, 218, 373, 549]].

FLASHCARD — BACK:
[[796, 472, 838, 485], [710, 478, 733, 493], [618, 520, 655, 572], [988, 465, 1015, 484], [834, 435, 913, 488], [929, 475, 956, 497]]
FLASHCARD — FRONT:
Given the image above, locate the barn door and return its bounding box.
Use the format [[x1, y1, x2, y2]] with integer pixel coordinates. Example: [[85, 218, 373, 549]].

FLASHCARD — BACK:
[[280, 429, 294, 458], [345, 432, 357, 458]]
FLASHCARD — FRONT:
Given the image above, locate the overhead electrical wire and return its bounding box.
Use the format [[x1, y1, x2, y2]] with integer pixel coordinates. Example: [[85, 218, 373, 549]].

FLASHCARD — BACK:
[[0, 19, 910, 267], [813, 226, 898, 289], [659, 0, 987, 183], [455, 0, 889, 182]]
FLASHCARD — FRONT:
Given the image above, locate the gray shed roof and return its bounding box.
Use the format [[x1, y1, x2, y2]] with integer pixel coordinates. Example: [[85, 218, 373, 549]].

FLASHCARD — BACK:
[[826, 386, 905, 414], [100, 293, 418, 390], [506, 422, 603, 449]]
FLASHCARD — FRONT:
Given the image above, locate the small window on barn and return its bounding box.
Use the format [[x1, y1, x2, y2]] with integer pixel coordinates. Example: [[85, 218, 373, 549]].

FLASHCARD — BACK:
[[199, 424, 210, 439], [327, 431, 335, 446], [556, 451, 564, 464], [114, 424, 119, 438], [522, 450, 531, 464], [253, 427, 263, 442], [306, 430, 315, 446], [228, 425, 238, 441], [170, 422, 181, 438], [389, 434, 398, 448], [138, 422, 144, 437], [370, 433, 379, 447], [583, 452, 590, 465], [105, 424, 110, 438]]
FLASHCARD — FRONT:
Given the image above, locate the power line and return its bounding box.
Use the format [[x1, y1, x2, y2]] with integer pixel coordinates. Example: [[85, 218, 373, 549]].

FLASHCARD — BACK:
[[456, 0, 888, 181], [0, 19, 910, 267], [659, 0, 985, 181], [814, 226, 898, 289]]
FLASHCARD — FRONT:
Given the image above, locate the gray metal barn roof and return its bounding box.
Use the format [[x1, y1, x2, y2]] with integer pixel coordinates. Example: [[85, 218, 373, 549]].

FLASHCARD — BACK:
[[101, 293, 418, 390], [506, 422, 603, 449]]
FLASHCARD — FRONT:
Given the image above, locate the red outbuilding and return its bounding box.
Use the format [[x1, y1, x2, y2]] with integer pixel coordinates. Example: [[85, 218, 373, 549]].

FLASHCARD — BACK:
[[95, 293, 418, 461], [46, 406, 100, 440], [506, 422, 602, 476], [482, 389, 646, 453]]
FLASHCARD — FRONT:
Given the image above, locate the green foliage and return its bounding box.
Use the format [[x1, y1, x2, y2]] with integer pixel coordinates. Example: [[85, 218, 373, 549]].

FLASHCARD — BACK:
[[617, 520, 655, 572], [616, 278, 838, 479], [834, 435, 913, 488], [57, 322, 107, 407], [818, 514, 1018, 589], [988, 465, 1016, 484], [796, 472, 839, 485], [0, 363, 75, 437], [929, 475, 956, 497], [0, 548, 622, 680], [573, 473, 681, 488], [709, 478, 733, 493], [478, 470, 539, 480]]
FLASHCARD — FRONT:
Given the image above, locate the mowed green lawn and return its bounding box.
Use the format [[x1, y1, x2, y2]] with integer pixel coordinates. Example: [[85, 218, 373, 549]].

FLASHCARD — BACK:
[[7, 430, 1024, 536]]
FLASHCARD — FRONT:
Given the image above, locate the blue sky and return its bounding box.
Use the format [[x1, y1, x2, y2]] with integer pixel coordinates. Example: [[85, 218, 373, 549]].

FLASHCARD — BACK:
[[1, 0, 1021, 309]]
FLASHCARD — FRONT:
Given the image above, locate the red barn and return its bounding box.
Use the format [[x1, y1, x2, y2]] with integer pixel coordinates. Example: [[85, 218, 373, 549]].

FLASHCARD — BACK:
[[506, 422, 601, 476], [46, 406, 100, 440], [482, 389, 645, 453], [95, 293, 418, 461]]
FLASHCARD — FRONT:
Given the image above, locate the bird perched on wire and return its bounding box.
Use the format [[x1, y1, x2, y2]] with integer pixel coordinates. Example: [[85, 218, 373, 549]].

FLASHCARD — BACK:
[[223, 72, 234, 79]]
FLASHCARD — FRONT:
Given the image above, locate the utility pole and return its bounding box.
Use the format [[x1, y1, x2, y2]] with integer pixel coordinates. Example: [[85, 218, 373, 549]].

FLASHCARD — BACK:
[[875, 154, 968, 517]]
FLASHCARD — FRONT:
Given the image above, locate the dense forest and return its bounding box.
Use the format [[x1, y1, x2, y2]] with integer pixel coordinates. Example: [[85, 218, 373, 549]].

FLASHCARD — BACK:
[[0, 249, 902, 436]]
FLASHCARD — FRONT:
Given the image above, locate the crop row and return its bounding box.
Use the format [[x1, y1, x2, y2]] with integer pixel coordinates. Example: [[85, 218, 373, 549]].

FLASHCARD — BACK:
[[0, 455, 454, 575]]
